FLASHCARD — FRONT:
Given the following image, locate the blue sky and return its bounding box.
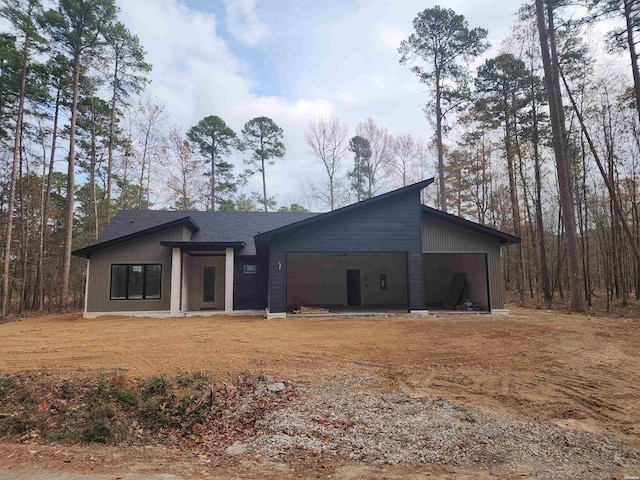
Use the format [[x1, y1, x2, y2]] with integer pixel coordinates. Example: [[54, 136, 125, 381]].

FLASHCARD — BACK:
[[112, 0, 625, 208]]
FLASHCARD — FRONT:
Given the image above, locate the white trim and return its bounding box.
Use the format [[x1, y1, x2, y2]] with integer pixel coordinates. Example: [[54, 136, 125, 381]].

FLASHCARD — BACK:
[[266, 310, 287, 319], [491, 309, 509, 316], [84, 259, 90, 314], [225, 247, 234, 312], [409, 310, 430, 315], [170, 248, 182, 314]]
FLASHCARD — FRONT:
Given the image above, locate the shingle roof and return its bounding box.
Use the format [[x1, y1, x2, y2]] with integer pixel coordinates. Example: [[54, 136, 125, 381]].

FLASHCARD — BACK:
[[76, 210, 318, 257]]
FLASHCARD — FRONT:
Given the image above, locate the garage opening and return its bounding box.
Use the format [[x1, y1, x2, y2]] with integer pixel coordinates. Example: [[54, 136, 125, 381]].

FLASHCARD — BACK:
[[286, 252, 408, 314], [423, 253, 490, 312]]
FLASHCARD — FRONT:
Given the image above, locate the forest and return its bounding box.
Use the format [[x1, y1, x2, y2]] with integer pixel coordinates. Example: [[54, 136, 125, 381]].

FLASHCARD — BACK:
[[1, 0, 639, 317]]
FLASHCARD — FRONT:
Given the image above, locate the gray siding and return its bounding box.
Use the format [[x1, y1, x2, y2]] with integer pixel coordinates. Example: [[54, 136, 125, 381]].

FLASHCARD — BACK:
[[86, 225, 187, 312], [422, 214, 505, 310], [268, 189, 424, 312]]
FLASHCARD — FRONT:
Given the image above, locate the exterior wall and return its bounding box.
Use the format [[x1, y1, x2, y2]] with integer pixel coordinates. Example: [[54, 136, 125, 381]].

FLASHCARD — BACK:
[[268, 190, 424, 313], [422, 214, 505, 309], [233, 256, 268, 310], [286, 252, 407, 307], [86, 226, 188, 312], [184, 254, 226, 310]]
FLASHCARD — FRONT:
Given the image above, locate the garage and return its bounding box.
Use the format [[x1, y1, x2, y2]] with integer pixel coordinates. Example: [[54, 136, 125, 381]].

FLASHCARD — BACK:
[[286, 252, 408, 313], [423, 253, 489, 312]]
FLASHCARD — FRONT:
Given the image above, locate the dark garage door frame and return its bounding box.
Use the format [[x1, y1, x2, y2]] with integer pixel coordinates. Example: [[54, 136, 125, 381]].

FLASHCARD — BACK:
[[423, 252, 491, 311], [284, 251, 410, 312]]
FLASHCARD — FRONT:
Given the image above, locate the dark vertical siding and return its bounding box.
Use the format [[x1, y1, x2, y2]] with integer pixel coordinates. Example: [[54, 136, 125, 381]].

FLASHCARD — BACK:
[[233, 256, 268, 310], [268, 190, 425, 312], [87, 226, 186, 312], [422, 214, 505, 310]]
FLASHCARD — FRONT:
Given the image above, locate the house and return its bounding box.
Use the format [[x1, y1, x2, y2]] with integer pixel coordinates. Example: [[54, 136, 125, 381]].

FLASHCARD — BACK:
[[72, 179, 520, 318]]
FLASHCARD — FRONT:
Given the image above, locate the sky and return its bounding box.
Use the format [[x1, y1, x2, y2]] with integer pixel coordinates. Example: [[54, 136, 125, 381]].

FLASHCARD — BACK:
[[115, 0, 526, 208], [0, 0, 625, 209]]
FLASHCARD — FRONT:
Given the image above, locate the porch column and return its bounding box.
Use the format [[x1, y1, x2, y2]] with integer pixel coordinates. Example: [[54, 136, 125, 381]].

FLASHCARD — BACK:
[[170, 247, 182, 315], [225, 247, 234, 312]]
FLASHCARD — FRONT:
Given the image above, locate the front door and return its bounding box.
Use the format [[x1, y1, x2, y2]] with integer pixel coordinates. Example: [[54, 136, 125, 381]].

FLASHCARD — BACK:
[[346, 269, 361, 306], [202, 266, 216, 309]]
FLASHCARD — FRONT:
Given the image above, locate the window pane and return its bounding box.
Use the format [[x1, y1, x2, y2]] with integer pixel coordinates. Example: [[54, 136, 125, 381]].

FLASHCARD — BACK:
[[128, 265, 144, 299], [111, 265, 127, 300], [202, 266, 216, 303], [145, 265, 161, 299]]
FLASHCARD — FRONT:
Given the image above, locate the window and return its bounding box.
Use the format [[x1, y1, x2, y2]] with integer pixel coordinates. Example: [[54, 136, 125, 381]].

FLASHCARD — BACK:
[[380, 274, 387, 290], [242, 264, 257, 275], [110, 264, 162, 300]]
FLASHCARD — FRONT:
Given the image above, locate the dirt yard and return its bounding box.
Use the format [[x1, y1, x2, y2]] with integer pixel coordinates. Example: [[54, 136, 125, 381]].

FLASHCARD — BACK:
[[1, 309, 639, 479]]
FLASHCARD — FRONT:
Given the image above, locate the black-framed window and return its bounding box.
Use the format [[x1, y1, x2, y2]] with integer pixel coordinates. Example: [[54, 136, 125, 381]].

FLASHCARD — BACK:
[[242, 264, 257, 275], [110, 264, 161, 300], [380, 274, 387, 290]]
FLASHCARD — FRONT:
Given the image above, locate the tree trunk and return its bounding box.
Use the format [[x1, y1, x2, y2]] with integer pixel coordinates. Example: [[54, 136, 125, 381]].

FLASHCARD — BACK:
[[435, 74, 447, 212], [531, 94, 552, 304], [138, 124, 150, 209], [503, 102, 525, 307], [261, 135, 268, 212], [18, 144, 27, 314], [262, 157, 268, 212], [107, 57, 118, 219], [40, 88, 61, 310], [1, 38, 29, 318], [210, 133, 216, 211], [60, 50, 82, 312], [535, 0, 584, 311], [623, 0, 640, 125], [90, 99, 99, 240]]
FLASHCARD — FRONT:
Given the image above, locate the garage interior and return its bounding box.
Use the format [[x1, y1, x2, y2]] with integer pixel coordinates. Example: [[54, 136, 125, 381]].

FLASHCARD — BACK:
[[286, 252, 408, 313], [423, 253, 489, 312]]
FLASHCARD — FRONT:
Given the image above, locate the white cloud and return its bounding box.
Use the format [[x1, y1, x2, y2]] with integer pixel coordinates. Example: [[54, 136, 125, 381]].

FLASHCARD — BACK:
[[114, 0, 629, 210], [224, 0, 267, 47], [116, 0, 337, 207]]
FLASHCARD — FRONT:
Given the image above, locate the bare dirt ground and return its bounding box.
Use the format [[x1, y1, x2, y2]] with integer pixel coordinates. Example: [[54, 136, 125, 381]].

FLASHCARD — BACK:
[[1, 308, 639, 479]]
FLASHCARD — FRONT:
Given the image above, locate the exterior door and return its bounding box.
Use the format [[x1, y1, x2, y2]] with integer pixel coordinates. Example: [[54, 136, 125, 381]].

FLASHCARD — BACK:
[[346, 269, 361, 306], [202, 266, 216, 309]]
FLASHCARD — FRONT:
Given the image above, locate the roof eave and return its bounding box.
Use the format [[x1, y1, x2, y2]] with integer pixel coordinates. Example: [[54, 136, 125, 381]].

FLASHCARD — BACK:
[[422, 206, 521, 245], [159, 241, 246, 250], [72, 216, 201, 259]]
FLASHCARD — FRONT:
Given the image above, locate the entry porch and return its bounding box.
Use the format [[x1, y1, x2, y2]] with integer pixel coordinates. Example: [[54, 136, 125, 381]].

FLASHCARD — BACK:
[[162, 243, 238, 314]]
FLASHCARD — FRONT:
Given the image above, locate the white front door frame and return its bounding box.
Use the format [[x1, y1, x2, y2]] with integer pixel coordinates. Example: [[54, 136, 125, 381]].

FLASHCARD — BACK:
[[225, 247, 234, 312]]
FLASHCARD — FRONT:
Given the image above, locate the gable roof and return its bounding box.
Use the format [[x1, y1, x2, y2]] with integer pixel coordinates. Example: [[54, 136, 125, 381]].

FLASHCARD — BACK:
[[72, 210, 318, 258], [422, 205, 520, 245], [72, 215, 200, 258], [254, 178, 435, 242], [73, 178, 516, 259]]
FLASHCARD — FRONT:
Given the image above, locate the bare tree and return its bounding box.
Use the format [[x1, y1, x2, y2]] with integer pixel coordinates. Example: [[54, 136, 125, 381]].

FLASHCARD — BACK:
[[304, 117, 349, 210], [132, 94, 165, 209], [355, 118, 392, 197], [164, 126, 201, 210], [389, 134, 421, 187]]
